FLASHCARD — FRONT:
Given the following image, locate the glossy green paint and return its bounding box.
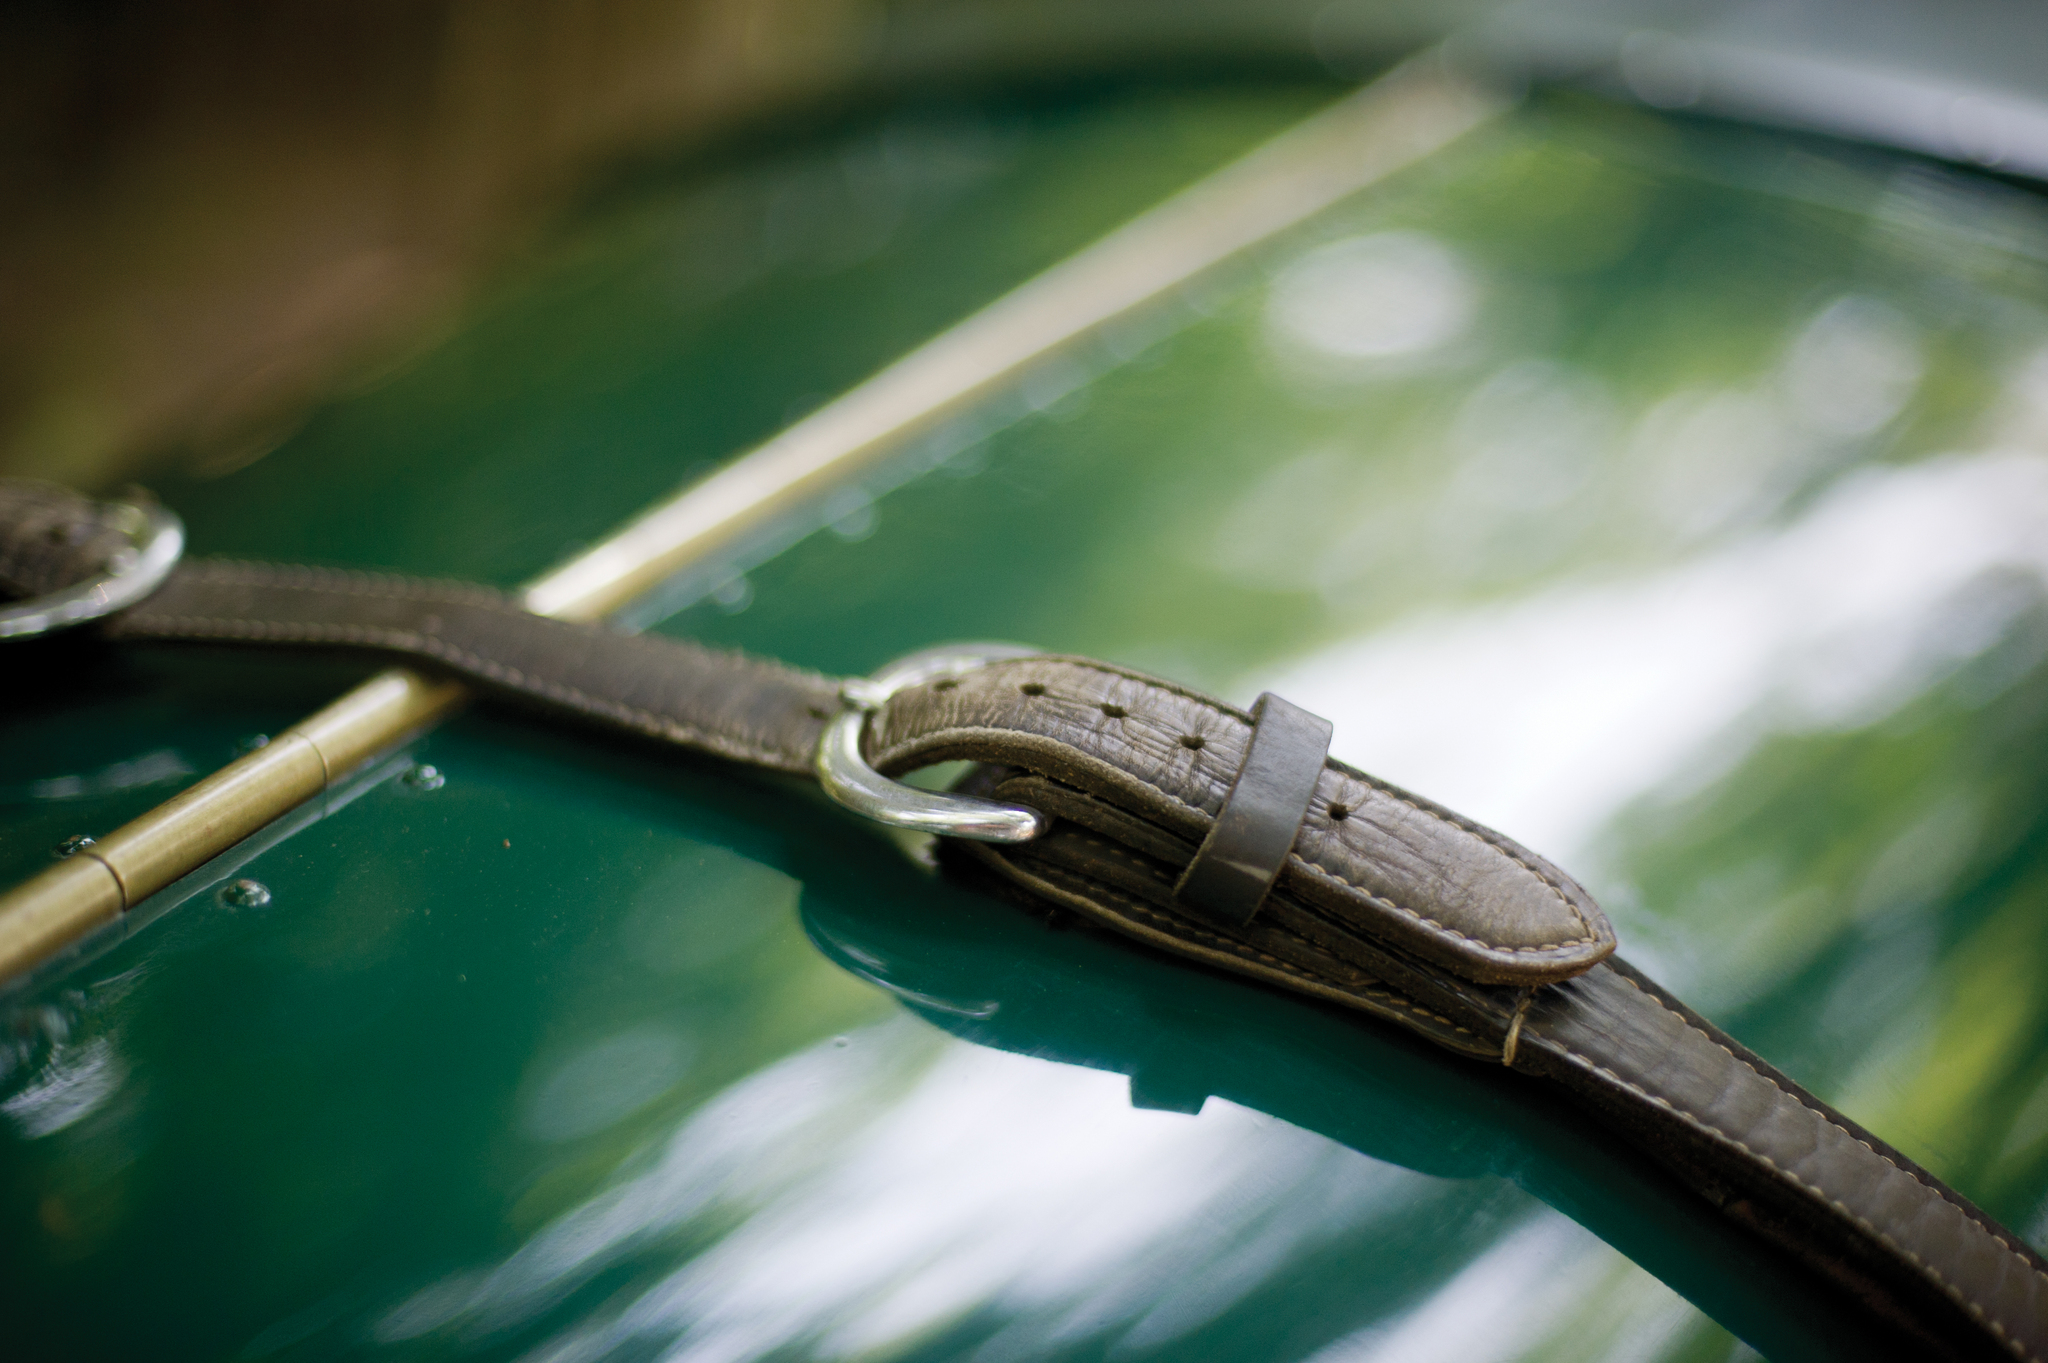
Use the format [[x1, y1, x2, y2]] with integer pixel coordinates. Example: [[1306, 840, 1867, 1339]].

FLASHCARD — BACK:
[[6, 80, 2048, 1362]]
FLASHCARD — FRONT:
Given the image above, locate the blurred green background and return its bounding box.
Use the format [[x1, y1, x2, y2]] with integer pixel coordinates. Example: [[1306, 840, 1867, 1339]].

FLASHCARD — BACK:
[[5, 10, 2048, 1362]]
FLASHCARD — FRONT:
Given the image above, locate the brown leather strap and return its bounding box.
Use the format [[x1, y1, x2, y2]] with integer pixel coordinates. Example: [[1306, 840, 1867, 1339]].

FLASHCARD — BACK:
[[105, 558, 841, 774], [1173, 691, 1331, 927], [866, 654, 1614, 984], [1522, 961, 2047, 1361], [14, 544, 2040, 1359]]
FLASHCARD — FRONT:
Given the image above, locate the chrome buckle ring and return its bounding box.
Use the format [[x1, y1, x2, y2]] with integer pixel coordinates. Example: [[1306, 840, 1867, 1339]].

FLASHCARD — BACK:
[[815, 643, 1049, 843], [0, 498, 185, 640]]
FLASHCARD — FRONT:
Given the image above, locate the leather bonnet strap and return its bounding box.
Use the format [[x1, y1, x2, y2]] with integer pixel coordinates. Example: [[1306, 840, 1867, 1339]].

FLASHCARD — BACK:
[[1, 477, 2042, 1361]]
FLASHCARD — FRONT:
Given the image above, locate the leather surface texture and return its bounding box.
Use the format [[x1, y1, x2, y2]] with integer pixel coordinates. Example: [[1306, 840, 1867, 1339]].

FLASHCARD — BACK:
[[1520, 961, 2048, 1363], [940, 773, 2048, 1363], [106, 558, 841, 774], [31, 550, 2044, 1360], [868, 655, 1616, 986]]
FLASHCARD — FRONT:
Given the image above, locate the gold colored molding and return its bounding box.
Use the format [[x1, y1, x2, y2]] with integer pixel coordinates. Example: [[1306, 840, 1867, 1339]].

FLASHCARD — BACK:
[[0, 856, 124, 983], [0, 671, 461, 982], [522, 58, 1508, 620], [0, 57, 1510, 984]]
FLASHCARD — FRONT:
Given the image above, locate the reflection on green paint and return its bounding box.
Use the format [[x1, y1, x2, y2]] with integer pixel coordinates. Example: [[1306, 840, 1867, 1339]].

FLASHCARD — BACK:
[[6, 77, 2048, 1363]]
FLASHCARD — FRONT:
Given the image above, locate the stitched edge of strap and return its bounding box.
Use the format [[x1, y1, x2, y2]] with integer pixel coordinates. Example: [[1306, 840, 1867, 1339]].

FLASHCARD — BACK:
[[1287, 857, 1594, 957], [1001, 851, 1489, 1049], [961, 656, 1602, 956], [116, 558, 843, 773], [173, 559, 509, 606], [1527, 974, 2046, 1361], [132, 577, 1603, 965], [1318, 760, 1598, 946], [114, 613, 818, 773], [1608, 960, 2048, 1272], [1056, 837, 1483, 1039], [979, 728, 1600, 970], [1610, 972, 2048, 1271], [991, 816, 2041, 1360], [882, 711, 1602, 967]]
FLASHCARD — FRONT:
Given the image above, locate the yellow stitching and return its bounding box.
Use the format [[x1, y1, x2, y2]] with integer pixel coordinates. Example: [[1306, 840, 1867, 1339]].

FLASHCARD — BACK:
[[1606, 973, 2036, 1261], [980, 716, 1593, 956], [1008, 657, 1590, 928], [1029, 854, 1476, 1037], [1066, 833, 1174, 884], [1290, 858, 1594, 954], [1068, 833, 1526, 1038], [1108, 888, 1473, 1036], [1063, 834, 1378, 983], [1324, 767, 1597, 944], [1547, 1043, 2040, 1363], [164, 561, 841, 690], [118, 615, 813, 770], [1528, 976, 2047, 1355], [180, 559, 506, 607], [1033, 780, 1594, 960], [969, 659, 1601, 956]]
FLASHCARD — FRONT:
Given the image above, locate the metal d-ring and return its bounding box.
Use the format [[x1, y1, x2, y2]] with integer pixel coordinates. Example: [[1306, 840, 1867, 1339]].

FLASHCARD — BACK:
[[0, 498, 185, 640], [815, 643, 1049, 843]]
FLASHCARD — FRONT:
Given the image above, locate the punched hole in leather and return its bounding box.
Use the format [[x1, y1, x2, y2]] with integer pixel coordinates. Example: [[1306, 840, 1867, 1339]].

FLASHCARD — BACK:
[[1172, 692, 1333, 928]]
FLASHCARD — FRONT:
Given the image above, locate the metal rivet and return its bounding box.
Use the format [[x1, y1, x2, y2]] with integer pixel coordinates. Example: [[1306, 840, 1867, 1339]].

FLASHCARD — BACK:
[[218, 878, 272, 909], [51, 834, 96, 860], [403, 763, 446, 791]]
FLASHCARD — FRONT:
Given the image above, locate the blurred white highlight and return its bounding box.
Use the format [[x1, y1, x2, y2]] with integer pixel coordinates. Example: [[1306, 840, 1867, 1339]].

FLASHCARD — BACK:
[[521, 1025, 696, 1144], [1305, 1213, 1704, 1363], [381, 1022, 1427, 1360], [1268, 233, 1477, 364], [1264, 451, 2048, 868], [1778, 296, 1923, 439], [1, 1036, 122, 1139]]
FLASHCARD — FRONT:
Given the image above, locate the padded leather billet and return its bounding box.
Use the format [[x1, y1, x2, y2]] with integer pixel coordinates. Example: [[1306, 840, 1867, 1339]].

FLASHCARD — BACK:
[[32, 547, 2041, 1360], [1173, 692, 1332, 927], [866, 655, 1615, 986]]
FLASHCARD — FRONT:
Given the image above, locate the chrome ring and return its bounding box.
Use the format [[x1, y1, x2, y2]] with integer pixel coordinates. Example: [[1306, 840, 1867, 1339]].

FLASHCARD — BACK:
[[816, 643, 1049, 843], [0, 499, 185, 640]]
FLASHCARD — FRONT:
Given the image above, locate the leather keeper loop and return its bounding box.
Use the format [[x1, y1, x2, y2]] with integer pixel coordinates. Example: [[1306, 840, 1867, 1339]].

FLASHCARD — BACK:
[[1173, 692, 1333, 927]]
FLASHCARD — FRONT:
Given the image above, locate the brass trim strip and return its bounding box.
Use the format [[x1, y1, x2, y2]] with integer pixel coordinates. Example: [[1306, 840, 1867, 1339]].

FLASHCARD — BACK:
[[0, 671, 462, 983], [0, 56, 1510, 984], [523, 57, 1507, 621]]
